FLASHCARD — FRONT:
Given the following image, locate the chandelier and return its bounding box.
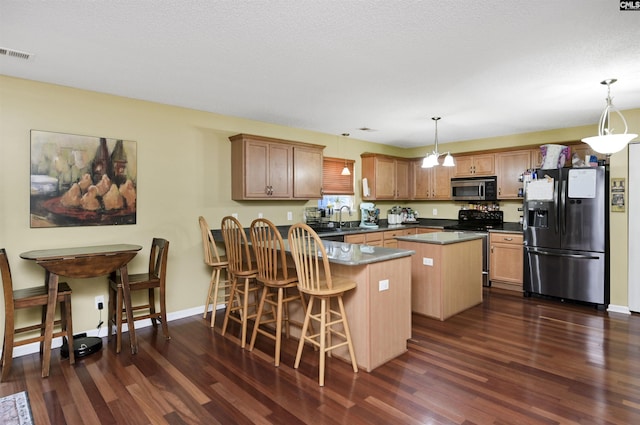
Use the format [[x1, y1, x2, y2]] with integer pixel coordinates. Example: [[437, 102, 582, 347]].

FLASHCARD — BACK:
[[422, 117, 455, 168], [581, 79, 637, 155]]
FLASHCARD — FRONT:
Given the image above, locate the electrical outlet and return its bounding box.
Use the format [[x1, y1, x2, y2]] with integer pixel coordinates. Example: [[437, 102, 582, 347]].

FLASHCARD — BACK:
[[423, 257, 434, 266], [378, 279, 389, 291], [258, 212, 263, 218], [95, 295, 104, 309], [432, 208, 438, 216], [287, 211, 293, 221], [232, 213, 238, 219]]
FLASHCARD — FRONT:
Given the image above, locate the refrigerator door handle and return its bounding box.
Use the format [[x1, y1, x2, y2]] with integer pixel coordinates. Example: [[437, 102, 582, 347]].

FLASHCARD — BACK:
[[553, 180, 559, 234], [530, 249, 600, 260], [560, 179, 567, 235]]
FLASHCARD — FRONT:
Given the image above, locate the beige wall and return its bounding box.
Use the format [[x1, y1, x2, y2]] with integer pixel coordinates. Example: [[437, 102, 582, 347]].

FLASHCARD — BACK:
[[0, 75, 636, 339]]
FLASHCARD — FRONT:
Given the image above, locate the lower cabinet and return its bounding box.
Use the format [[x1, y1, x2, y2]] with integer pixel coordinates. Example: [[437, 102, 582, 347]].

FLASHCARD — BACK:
[[383, 228, 416, 248], [489, 232, 524, 291]]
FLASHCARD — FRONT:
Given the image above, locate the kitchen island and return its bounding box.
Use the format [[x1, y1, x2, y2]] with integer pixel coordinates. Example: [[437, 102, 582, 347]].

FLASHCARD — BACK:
[[286, 239, 415, 372], [396, 232, 483, 320]]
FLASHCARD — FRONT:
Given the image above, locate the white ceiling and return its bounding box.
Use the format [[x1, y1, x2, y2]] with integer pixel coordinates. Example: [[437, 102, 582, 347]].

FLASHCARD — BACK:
[[2, 0, 640, 148]]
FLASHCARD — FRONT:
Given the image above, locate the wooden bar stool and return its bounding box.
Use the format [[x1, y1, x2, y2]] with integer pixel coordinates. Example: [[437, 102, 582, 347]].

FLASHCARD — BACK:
[[220, 216, 260, 348], [287, 223, 358, 386], [1, 248, 74, 381], [248, 218, 308, 366], [199, 216, 231, 328], [108, 238, 170, 353]]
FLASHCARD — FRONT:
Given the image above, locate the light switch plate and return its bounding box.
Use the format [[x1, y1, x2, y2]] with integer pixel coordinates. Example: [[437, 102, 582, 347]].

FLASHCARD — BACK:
[[287, 211, 293, 221]]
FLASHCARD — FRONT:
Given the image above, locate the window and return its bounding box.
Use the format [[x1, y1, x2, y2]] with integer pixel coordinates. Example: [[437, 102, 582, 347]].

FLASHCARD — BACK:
[[322, 157, 354, 195]]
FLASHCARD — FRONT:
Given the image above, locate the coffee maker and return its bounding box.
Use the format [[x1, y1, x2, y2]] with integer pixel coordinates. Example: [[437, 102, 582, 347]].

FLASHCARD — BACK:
[[359, 202, 379, 229]]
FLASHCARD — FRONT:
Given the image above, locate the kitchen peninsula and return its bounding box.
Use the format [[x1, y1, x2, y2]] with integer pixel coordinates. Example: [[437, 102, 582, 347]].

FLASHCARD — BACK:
[[396, 232, 483, 320], [302, 240, 415, 372]]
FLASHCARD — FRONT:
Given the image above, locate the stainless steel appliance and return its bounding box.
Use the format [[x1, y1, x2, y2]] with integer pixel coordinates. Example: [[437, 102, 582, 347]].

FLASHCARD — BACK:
[[523, 166, 609, 309], [444, 209, 504, 287], [451, 176, 498, 201]]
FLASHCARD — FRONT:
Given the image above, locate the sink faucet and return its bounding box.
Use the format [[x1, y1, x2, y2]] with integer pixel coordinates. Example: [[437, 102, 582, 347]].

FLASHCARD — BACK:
[[338, 206, 351, 229]]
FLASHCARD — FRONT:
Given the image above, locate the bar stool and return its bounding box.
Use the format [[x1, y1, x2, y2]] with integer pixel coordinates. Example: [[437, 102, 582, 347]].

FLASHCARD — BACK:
[[108, 238, 170, 353], [287, 223, 358, 386], [1, 248, 74, 381], [220, 216, 260, 348], [248, 218, 308, 366], [199, 216, 231, 328]]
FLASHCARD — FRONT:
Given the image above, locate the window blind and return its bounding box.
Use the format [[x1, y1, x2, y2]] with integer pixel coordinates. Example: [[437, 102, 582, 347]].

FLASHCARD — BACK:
[[322, 157, 355, 195]]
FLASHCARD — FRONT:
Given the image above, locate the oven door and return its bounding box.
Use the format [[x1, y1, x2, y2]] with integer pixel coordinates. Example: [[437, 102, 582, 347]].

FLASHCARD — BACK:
[[444, 229, 489, 287]]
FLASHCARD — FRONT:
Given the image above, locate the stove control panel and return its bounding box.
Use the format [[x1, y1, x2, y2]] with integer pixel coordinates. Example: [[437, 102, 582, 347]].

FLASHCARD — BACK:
[[458, 209, 504, 224]]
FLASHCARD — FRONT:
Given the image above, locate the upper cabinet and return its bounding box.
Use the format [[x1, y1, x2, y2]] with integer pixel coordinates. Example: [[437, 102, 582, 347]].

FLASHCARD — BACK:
[[495, 150, 531, 199], [453, 153, 495, 177], [230, 134, 324, 200], [293, 146, 323, 198], [361, 154, 409, 200], [410, 159, 452, 200]]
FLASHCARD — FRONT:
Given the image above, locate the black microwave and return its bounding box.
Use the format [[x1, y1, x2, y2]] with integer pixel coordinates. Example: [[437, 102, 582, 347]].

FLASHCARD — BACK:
[[451, 176, 498, 201]]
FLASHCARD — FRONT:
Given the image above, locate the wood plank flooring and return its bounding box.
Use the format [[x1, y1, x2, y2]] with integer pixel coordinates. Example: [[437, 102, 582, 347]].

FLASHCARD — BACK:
[[2, 288, 640, 424]]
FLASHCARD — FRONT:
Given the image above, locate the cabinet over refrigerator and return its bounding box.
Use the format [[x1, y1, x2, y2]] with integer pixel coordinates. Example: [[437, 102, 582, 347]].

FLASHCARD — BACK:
[[523, 166, 609, 309]]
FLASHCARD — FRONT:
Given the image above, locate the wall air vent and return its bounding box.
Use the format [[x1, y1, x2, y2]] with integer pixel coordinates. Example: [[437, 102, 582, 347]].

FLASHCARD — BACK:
[[0, 47, 33, 60]]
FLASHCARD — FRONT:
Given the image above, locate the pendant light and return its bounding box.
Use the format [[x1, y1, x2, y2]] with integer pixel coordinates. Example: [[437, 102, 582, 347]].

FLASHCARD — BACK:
[[340, 133, 351, 175], [422, 117, 455, 168], [582, 79, 637, 155]]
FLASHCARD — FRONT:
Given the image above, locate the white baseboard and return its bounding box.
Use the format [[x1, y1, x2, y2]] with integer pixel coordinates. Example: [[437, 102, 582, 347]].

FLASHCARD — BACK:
[[2, 303, 224, 359], [607, 304, 631, 315]]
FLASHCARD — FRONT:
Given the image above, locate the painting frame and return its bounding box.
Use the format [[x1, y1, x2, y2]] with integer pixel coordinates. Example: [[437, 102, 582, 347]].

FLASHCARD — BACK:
[[611, 177, 625, 213], [30, 130, 137, 228]]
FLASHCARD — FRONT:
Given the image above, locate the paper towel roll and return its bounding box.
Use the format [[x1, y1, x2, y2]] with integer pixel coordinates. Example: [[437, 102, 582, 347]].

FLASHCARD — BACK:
[[362, 178, 370, 197]]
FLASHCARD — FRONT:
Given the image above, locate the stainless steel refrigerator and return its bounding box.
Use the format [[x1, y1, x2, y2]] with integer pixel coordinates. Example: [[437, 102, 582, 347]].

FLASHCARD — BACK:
[[523, 166, 609, 309]]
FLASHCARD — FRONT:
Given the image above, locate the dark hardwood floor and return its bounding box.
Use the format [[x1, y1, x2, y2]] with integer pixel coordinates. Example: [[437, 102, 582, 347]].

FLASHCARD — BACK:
[[2, 288, 640, 424]]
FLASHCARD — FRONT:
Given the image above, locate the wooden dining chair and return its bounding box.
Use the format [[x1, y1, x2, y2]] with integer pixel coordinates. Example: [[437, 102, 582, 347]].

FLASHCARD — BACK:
[[248, 218, 308, 366], [287, 223, 358, 386], [107, 238, 170, 353], [1, 248, 74, 381], [199, 216, 232, 329], [220, 216, 260, 348]]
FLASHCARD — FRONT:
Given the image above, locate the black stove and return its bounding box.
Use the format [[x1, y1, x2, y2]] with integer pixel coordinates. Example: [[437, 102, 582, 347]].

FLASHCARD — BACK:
[[444, 210, 504, 232]]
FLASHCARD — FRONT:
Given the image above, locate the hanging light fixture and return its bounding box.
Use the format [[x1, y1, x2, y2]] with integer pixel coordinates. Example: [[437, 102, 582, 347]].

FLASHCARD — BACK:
[[340, 133, 351, 175], [422, 117, 455, 168], [582, 79, 637, 155]]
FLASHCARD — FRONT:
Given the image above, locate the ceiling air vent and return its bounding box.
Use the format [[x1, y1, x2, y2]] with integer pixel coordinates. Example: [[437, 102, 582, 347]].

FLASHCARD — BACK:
[[0, 47, 33, 60]]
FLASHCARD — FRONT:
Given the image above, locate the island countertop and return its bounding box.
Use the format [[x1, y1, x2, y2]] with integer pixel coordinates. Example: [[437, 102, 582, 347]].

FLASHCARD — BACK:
[[395, 231, 485, 245], [282, 239, 414, 266]]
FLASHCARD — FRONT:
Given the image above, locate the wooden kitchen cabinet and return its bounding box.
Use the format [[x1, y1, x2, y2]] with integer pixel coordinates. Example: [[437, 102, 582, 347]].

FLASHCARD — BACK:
[[410, 159, 452, 200], [230, 134, 324, 200], [569, 143, 606, 166], [361, 153, 409, 200], [489, 232, 524, 291], [344, 233, 366, 244], [453, 153, 495, 177], [383, 228, 415, 248], [495, 150, 531, 199], [293, 146, 323, 198]]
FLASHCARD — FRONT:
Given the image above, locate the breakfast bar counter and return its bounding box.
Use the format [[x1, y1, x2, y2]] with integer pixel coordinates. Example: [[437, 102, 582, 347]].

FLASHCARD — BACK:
[[288, 240, 415, 372]]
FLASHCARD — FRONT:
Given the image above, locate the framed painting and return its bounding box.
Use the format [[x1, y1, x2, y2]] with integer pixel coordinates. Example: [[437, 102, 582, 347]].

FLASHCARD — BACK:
[[30, 130, 137, 228]]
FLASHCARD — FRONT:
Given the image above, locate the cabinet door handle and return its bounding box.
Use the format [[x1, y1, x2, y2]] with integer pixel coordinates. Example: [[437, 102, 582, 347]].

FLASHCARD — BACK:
[[504, 237, 513, 241]]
